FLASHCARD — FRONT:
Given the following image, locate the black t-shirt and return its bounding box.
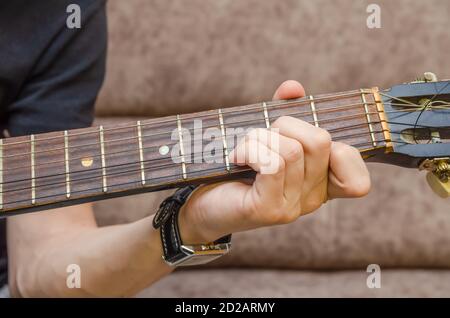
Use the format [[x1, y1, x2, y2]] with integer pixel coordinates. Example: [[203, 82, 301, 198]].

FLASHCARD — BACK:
[[0, 0, 107, 288]]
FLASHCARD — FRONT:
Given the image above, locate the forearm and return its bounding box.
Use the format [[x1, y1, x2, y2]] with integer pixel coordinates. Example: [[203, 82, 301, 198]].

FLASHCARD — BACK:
[[10, 214, 172, 297]]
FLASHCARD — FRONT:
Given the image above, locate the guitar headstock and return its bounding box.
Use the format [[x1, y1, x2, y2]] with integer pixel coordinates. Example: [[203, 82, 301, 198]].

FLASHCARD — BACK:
[[380, 72, 450, 197]]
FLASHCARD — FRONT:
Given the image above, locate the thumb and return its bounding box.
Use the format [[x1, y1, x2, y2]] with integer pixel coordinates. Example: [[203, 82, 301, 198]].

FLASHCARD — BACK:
[[272, 80, 306, 101]]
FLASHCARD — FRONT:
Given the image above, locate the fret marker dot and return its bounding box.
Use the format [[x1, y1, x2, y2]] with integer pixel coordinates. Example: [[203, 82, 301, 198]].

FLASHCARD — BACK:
[[81, 157, 94, 167], [159, 145, 170, 156]]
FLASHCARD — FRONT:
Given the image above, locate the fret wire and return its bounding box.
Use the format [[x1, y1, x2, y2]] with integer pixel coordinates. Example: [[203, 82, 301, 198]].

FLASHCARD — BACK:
[[233, 87, 365, 114], [0, 100, 383, 160], [218, 109, 231, 172], [64, 130, 71, 198], [0, 139, 2, 210], [1, 138, 388, 210], [0, 126, 390, 194], [0, 122, 389, 193], [176, 115, 188, 180], [360, 89, 377, 147], [309, 96, 319, 127], [0, 110, 389, 175], [99, 126, 108, 193], [262, 102, 270, 128], [137, 121, 146, 186], [30, 135, 36, 205], [0, 90, 375, 149], [1, 165, 250, 209]]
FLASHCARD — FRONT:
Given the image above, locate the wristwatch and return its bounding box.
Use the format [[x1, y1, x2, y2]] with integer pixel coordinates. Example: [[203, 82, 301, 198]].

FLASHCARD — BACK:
[[153, 186, 232, 266]]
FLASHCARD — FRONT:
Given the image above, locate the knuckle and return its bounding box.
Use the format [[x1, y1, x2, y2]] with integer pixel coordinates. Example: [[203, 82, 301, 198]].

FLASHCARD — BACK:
[[271, 155, 286, 174], [284, 140, 303, 163], [333, 142, 359, 159], [331, 142, 346, 156], [313, 129, 332, 150]]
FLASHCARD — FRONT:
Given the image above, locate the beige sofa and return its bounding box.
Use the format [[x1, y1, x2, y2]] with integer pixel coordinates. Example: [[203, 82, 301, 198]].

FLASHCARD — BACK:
[[92, 0, 450, 297]]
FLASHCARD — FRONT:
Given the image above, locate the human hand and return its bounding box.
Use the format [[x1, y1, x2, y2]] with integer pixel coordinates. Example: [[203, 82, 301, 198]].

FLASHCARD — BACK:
[[178, 80, 371, 244]]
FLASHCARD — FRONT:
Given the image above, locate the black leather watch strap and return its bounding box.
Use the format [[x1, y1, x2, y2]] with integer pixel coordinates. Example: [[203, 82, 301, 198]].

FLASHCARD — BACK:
[[152, 185, 197, 229], [153, 186, 232, 266]]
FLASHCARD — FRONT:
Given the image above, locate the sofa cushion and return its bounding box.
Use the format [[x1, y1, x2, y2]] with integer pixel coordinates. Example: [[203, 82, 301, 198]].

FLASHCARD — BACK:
[[137, 268, 450, 297], [96, 0, 450, 117]]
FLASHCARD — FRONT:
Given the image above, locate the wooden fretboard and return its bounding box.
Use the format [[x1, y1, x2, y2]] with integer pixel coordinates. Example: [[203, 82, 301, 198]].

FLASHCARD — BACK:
[[0, 88, 391, 216]]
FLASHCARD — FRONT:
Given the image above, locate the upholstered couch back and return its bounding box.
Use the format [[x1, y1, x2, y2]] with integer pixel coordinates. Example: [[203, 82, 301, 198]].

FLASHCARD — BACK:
[[92, 0, 450, 270]]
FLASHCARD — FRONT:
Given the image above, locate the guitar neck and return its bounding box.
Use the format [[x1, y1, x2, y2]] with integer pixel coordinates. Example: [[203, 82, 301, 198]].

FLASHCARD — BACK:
[[0, 87, 392, 216]]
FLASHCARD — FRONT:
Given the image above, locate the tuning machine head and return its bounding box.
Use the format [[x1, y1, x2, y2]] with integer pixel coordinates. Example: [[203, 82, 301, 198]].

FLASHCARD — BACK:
[[410, 72, 438, 84], [419, 158, 450, 198]]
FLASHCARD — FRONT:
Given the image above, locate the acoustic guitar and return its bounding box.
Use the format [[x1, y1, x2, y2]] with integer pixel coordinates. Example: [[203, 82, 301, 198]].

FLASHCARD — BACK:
[[0, 72, 449, 217]]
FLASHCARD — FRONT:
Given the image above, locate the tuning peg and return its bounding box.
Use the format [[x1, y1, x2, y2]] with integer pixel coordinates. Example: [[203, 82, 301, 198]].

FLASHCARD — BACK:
[[411, 72, 438, 83], [420, 158, 450, 198], [423, 72, 438, 82], [426, 171, 450, 198]]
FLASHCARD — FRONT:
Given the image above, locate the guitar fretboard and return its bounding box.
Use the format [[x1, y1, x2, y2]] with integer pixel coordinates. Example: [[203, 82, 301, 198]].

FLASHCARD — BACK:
[[0, 88, 391, 216]]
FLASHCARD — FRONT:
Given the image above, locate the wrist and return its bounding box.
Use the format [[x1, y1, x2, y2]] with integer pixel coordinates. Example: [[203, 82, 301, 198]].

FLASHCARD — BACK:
[[177, 204, 219, 245], [177, 186, 229, 245]]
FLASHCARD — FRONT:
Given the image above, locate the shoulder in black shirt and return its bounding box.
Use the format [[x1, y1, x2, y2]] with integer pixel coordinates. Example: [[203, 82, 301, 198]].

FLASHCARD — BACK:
[[0, 0, 107, 288]]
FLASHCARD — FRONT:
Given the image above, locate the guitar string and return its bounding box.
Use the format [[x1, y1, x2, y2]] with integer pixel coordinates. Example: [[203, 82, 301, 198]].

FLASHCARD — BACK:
[[379, 92, 420, 107], [2, 105, 446, 204], [0, 139, 393, 207], [2, 87, 446, 149], [0, 90, 370, 147], [380, 90, 450, 110], [2, 138, 409, 197], [0, 135, 414, 198], [386, 85, 450, 144], [0, 103, 444, 177], [0, 105, 443, 174], [381, 90, 450, 147], [0, 97, 446, 178], [0, 120, 384, 173], [0, 100, 384, 158], [1, 165, 251, 208], [1, 98, 443, 160], [0, 110, 389, 162], [0, 87, 446, 206], [412, 82, 450, 144], [0, 128, 391, 191], [390, 101, 449, 109]]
